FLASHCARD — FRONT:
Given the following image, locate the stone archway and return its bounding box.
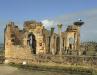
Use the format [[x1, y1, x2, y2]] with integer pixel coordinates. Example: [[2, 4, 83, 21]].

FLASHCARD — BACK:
[[69, 37, 74, 49], [28, 33, 36, 54]]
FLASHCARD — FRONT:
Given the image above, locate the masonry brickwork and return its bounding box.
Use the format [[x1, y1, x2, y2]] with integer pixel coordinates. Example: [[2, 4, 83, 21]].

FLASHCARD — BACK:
[[4, 20, 83, 64]]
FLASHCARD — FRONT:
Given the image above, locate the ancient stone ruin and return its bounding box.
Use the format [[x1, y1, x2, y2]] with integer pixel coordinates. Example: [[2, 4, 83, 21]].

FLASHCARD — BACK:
[[4, 20, 84, 64]]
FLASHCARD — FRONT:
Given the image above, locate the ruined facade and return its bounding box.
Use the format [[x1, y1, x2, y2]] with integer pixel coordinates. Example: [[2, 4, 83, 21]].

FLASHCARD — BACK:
[[4, 20, 83, 63]]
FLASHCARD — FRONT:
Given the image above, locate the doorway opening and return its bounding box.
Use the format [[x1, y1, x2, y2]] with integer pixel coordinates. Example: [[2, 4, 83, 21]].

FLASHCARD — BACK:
[[28, 33, 36, 54]]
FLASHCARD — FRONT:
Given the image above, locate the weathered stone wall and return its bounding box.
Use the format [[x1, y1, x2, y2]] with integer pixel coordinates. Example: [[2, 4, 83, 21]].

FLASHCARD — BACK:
[[23, 21, 46, 54], [5, 45, 33, 63], [65, 25, 78, 50]]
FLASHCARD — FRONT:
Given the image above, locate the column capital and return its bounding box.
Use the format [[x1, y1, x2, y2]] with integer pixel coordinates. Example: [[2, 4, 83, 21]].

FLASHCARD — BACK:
[[57, 24, 62, 29]]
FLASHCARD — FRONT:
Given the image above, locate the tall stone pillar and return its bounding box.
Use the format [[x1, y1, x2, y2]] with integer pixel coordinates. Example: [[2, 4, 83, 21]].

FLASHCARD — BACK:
[[57, 24, 62, 55], [77, 27, 80, 52], [50, 27, 55, 55], [74, 32, 77, 51], [73, 19, 84, 55]]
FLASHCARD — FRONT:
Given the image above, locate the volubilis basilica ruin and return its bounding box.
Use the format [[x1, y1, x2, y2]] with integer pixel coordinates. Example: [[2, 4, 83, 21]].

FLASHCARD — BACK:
[[4, 20, 85, 64]]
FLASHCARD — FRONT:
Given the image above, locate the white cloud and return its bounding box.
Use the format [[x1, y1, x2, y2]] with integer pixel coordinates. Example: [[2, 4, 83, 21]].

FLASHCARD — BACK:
[[41, 19, 55, 28]]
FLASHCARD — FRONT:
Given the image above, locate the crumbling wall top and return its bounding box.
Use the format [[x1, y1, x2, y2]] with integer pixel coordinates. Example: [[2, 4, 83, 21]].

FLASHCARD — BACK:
[[66, 25, 78, 32], [23, 20, 43, 31]]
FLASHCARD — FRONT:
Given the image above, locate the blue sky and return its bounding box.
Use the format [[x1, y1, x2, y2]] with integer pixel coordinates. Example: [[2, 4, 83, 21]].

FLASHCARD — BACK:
[[0, 0, 97, 43]]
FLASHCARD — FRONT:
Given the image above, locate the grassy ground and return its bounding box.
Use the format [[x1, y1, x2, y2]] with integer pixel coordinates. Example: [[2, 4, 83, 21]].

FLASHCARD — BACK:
[[8, 62, 97, 75], [0, 64, 66, 75]]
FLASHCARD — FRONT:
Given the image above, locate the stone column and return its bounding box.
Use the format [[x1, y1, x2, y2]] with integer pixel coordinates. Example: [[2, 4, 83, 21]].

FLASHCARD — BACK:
[[74, 32, 77, 53], [77, 27, 80, 52], [73, 20, 84, 55], [50, 27, 55, 55], [57, 24, 62, 55]]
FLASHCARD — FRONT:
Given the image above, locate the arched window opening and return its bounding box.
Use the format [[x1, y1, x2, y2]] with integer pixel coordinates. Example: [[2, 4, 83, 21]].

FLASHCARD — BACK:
[[28, 33, 36, 54], [69, 37, 74, 49]]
